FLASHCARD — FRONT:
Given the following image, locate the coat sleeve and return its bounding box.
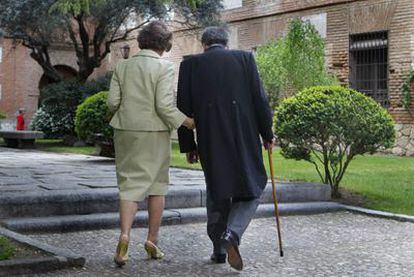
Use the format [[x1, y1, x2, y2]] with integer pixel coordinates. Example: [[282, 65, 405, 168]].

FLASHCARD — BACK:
[[177, 60, 197, 153], [107, 65, 122, 113], [155, 62, 187, 130], [248, 53, 274, 142]]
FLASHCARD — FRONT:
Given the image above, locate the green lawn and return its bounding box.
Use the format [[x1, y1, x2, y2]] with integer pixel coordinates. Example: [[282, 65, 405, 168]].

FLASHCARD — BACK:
[[1, 139, 413, 215], [34, 139, 96, 155]]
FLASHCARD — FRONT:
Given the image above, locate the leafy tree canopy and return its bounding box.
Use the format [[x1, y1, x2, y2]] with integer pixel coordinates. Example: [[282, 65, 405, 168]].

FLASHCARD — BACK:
[[0, 0, 222, 83]]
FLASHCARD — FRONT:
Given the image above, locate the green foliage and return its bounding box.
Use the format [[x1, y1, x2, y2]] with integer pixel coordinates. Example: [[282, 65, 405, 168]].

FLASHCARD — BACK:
[[401, 69, 414, 110], [256, 19, 337, 108], [0, 0, 221, 82], [39, 79, 84, 110], [0, 236, 15, 261], [30, 105, 74, 138], [75, 91, 113, 142], [51, 0, 205, 15], [0, 111, 7, 119], [32, 74, 112, 138], [50, 0, 106, 15], [274, 86, 396, 197]]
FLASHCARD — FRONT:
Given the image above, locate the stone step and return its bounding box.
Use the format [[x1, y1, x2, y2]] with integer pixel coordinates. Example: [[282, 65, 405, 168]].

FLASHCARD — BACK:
[[1, 202, 344, 233], [0, 182, 331, 218]]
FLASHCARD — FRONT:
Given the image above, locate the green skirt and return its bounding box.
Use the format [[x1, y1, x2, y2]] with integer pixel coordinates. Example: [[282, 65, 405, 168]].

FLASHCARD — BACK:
[[113, 129, 171, 202]]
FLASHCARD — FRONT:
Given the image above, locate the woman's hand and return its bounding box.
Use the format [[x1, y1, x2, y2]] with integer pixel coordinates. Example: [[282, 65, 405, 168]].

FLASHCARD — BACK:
[[183, 117, 195, 130]]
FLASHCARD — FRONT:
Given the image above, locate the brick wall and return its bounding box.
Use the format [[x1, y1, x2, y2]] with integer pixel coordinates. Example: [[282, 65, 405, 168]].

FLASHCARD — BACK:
[[0, 40, 113, 122]]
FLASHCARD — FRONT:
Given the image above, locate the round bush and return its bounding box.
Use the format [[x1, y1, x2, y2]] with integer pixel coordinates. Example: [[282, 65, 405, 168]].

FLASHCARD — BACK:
[[30, 105, 73, 138], [274, 86, 395, 197], [75, 91, 113, 142]]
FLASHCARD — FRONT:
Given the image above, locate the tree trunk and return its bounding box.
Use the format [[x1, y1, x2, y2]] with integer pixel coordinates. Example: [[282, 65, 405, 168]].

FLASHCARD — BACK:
[[77, 65, 95, 83], [29, 49, 63, 83], [331, 185, 342, 199]]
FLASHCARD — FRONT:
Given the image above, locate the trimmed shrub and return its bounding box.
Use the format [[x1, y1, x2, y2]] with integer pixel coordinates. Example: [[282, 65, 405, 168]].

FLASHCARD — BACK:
[[75, 91, 113, 143], [0, 111, 7, 119], [32, 73, 112, 138], [274, 86, 396, 197]]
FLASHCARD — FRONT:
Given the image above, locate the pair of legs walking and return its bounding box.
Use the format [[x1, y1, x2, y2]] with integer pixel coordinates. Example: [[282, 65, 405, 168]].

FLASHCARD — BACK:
[[207, 192, 260, 256], [119, 196, 164, 243], [114, 196, 165, 266]]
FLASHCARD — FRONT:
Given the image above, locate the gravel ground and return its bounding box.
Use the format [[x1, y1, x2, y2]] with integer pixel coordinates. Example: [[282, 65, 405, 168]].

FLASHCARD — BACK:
[[28, 212, 414, 277]]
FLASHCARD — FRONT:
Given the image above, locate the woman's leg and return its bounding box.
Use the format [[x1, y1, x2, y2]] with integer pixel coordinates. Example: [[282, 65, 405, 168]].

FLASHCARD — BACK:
[[119, 200, 138, 241], [147, 195, 165, 243]]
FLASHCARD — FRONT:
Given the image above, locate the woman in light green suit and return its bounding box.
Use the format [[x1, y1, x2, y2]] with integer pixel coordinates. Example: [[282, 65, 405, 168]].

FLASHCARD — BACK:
[[107, 21, 194, 266]]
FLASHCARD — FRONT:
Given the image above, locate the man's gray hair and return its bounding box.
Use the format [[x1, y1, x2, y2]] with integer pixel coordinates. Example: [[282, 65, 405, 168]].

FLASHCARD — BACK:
[[201, 26, 229, 47]]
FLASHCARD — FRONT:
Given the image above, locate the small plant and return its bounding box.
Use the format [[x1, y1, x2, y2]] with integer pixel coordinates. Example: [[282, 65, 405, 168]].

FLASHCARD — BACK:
[[75, 91, 113, 143], [0, 111, 7, 119], [274, 86, 395, 198], [0, 236, 15, 261], [401, 69, 414, 110]]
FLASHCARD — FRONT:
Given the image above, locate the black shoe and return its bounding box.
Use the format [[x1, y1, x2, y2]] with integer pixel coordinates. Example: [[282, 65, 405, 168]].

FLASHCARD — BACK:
[[210, 253, 226, 264], [220, 230, 243, 271]]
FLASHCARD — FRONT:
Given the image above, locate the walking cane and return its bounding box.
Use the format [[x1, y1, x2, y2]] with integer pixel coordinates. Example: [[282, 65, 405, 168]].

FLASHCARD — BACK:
[[267, 146, 284, 257]]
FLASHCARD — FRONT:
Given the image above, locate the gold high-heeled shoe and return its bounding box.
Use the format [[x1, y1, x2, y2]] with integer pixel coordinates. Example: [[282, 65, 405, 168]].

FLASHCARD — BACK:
[[114, 239, 129, 266], [144, 240, 164, 259]]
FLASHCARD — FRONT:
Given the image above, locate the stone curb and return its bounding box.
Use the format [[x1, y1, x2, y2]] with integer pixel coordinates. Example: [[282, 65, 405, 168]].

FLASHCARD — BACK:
[[174, 201, 345, 224], [0, 227, 85, 275], [340, 205, 414, 223], [0, 182, 331, 218], [2, 202, 344, 233]]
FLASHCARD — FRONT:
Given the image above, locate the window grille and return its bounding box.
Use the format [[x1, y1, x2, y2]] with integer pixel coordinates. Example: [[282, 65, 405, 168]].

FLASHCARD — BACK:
[[349, 31, 389, 107]]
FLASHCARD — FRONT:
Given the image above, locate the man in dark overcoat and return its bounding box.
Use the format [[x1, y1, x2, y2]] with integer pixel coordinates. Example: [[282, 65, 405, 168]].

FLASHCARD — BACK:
[[177, 26, 274, 271]]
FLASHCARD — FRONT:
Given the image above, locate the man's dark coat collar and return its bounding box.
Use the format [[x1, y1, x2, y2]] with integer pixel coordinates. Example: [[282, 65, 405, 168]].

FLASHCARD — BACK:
[[205, 44, 226, 52]]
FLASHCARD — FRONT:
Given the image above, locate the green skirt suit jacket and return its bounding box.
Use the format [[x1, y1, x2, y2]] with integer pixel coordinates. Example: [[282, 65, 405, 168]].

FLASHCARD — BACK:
[[107, 50, 186, 202]]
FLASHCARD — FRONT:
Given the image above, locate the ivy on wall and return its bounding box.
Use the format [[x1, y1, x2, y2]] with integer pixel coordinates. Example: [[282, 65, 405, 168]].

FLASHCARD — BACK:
[[401, 69, 414, 110]]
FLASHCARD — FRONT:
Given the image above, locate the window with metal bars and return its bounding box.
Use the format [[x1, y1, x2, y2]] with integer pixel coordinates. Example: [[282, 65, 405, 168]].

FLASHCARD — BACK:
[[349, 31, 389, 107]]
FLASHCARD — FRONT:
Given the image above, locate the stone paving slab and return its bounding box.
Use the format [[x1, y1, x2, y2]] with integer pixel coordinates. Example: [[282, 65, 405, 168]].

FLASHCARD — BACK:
[[0, 148, 205, 194], [0, 147, 332, 219], [29, 212, 414, 276]]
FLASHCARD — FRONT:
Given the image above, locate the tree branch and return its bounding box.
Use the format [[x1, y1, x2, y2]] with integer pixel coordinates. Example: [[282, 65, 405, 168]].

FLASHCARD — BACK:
[[66, 18, 82, 60], [75, 13, 90, 62], [109, 19, 151, 44]]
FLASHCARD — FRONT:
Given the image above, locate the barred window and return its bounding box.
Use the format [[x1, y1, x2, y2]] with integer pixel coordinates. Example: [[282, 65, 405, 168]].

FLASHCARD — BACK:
[[349, 31, 389, 107]]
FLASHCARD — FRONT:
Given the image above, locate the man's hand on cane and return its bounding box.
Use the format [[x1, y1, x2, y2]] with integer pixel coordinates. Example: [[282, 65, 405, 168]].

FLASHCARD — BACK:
[[263, 137, 276, 150], [186, 151, 199, 164]]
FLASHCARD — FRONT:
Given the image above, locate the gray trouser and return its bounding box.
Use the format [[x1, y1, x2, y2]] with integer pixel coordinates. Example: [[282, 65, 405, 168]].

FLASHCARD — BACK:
[[206, 192, 260, 254]]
